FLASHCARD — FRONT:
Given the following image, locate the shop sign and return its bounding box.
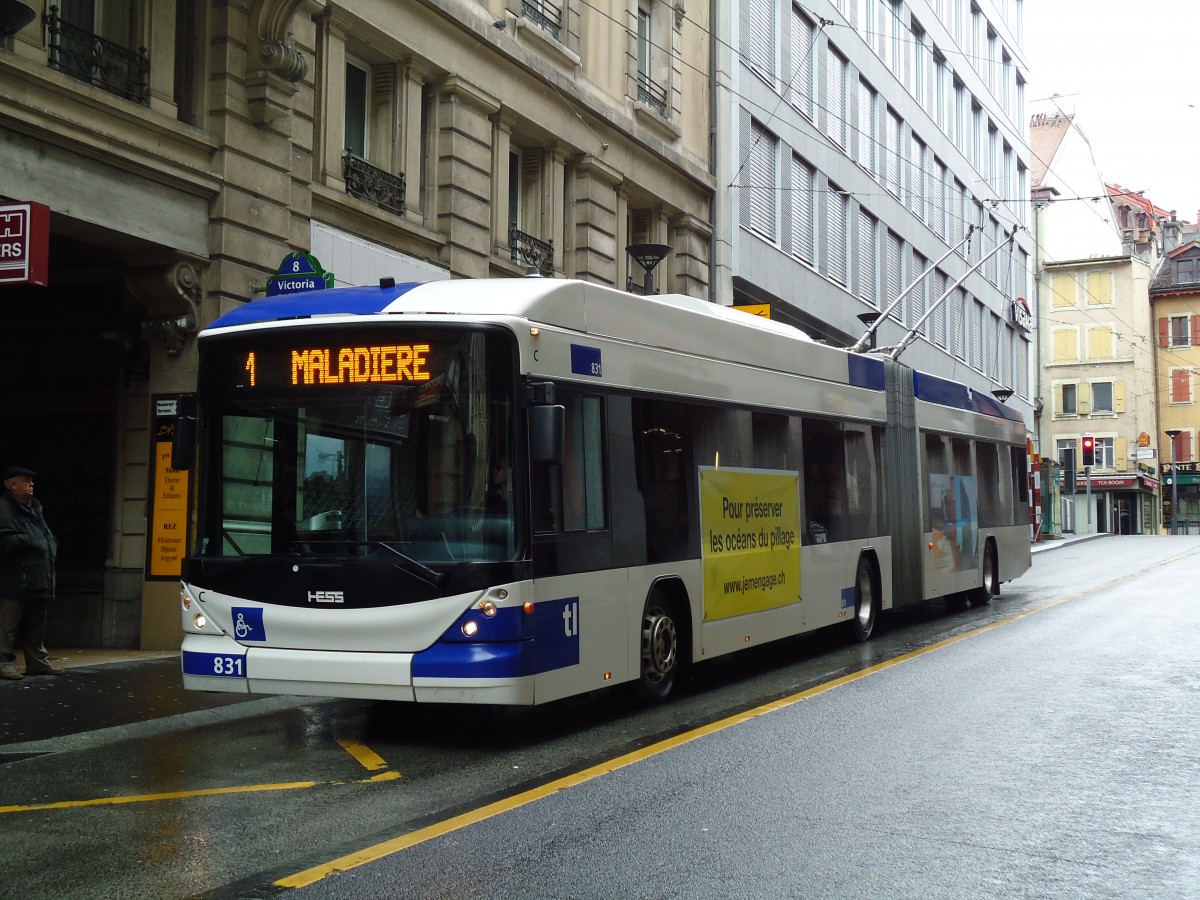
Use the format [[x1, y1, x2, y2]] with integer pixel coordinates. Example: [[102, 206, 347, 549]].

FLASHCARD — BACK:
[[733, 303, 771, 318], [1076, 475, 1136, 490], [0, 201, 50, 287], [1009, 296, 1031, 331], [1137, 432, 1150, 447], [266, 251, 334, 296]]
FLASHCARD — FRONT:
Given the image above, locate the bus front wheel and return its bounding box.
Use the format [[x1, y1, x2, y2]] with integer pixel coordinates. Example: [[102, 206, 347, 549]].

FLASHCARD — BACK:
[[635, 596, 679, 704], [849, 555, 878, 642]]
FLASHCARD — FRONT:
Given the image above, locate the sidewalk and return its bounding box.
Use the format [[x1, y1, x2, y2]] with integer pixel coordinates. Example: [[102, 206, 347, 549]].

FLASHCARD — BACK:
[[0, 648, 314, 756], [1030, 531, 1111, 554]]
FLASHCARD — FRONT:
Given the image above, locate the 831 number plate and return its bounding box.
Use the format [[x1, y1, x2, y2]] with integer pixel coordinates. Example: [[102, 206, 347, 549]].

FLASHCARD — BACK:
[[182, 651, 247, 678]]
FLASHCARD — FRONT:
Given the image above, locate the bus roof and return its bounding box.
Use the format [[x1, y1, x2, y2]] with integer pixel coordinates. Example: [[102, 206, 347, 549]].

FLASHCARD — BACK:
[[204, 278, 1022, 424]]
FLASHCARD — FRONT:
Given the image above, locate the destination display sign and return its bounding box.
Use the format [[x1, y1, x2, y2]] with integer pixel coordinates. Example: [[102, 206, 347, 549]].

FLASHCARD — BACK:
[[239, 344, 433, 387]]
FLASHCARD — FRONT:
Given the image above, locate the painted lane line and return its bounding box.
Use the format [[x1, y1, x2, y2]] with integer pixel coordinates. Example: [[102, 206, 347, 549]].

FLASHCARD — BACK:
[[0, 781, 319, 814], [336, 737, 392, 772]]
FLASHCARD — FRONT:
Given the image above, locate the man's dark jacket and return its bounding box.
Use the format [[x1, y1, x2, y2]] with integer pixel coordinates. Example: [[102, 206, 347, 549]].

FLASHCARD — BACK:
[[0, 491, 57, 599]]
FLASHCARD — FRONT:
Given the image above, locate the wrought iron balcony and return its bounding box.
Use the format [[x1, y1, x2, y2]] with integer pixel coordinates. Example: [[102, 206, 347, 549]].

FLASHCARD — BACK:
[[343, 151, 406, 217], [510, 225, 554, 276], [522, 0, 562, 40], [626, 277, 647, 296], [637, 72, 668, 116], [43, 6, 149, 104]]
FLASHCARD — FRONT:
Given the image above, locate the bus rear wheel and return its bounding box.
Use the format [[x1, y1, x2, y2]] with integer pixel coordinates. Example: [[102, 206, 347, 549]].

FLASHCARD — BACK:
[[972, 541, 998, 606], [849, 555, 878, 642], [635, 596, 679, 704]]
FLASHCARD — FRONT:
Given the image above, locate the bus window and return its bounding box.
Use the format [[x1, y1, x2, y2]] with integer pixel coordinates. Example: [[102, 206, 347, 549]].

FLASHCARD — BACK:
[[1010, 445, 1030, 525], [634, 399, 691, 562], [535, 393, 606, 533], [923, 433, 948, 534], [802, 418, 847, 542], [951, 438, 979, 568], [752, 412, 792, 470], [844, 427, 876, 538], [976, 441, 1003, 528]]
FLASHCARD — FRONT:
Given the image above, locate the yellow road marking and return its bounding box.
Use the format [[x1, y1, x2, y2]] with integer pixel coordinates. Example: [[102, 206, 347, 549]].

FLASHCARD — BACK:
[[336, 738, 390, 772], [277, 562, 1171, 890], [0, 781, 319, 814]]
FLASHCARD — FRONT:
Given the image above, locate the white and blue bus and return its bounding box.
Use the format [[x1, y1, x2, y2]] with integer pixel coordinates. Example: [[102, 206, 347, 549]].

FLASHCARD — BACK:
[[178, 276, 1030, 704]]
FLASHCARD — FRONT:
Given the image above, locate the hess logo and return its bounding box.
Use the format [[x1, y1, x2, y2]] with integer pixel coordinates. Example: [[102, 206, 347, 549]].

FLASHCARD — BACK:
[[308, 590, 345, 604]]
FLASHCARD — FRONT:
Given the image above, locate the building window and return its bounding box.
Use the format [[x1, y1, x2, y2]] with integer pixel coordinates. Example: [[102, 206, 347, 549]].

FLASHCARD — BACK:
[[740, 115, 778, 241], [1178, 258, 1197, 284], [1085, 270, 1113, 306], [857, 79, 877, 174], [1050, 273, 1075, 307], [1095, 437, 1115, 469], [1170, 368, 1193, 405], [886, 108, 902, 196], [1058, 382, 1077, 416], [825, 46, 848, 147], [1087, 325, 1115, 360], [636, 5, 667, 115], [791, 155, 817, 264], [1091, 381, 1114, 414], [825, 182, 850, 286], [742, 0, 776, 79], [1051, 327, 1078, 363], [345, 60, 369, 158], [790, 7, 817, 118], [523, 0, 564, 40], [1169, 315, 1191, 347], [857, 209, 879, 306]]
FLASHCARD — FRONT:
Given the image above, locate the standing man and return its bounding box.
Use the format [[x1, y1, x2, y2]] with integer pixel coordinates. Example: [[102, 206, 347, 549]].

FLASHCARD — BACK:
[[0, 466, 64, 680]]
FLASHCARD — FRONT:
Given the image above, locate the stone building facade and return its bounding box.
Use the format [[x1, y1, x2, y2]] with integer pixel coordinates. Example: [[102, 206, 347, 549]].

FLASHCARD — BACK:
[[0, 0, 714, 648]]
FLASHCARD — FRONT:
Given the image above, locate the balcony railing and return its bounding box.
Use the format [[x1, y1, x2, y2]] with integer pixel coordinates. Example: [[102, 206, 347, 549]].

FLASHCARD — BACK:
[[637, 72, 668, 116], [522, 0, 562, 41], [343, 152, 406, 218], [44, 7, 149, 105], [510, 225, 554, 276]]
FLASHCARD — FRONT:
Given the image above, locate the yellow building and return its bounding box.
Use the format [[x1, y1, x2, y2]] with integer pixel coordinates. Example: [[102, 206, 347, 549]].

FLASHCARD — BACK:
[[1151, 233, 1200, 533]]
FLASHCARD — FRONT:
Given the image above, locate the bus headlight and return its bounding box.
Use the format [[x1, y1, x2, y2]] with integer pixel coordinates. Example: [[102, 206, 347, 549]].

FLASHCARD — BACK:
[[479, 599, 497, 617], [181, 586, 192, 610], [193, 613, 208, 630], [461, 620, 479, 637]]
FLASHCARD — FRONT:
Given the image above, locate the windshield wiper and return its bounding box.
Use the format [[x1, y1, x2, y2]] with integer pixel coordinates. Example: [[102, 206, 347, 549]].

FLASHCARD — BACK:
[[290, 540, 446, 586]]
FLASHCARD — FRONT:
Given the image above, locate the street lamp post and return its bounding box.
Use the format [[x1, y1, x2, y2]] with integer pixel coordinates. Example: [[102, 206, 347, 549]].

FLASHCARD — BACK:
[[1165, 429, 1181, 535]]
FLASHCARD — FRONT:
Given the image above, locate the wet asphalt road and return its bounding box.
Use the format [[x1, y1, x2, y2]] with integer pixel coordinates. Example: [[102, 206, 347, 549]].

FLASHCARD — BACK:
[[285, 536, 1200, 900], [2, 535, 1199, 899]]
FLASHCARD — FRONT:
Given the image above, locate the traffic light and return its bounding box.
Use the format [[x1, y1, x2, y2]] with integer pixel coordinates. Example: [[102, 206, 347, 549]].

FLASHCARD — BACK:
[[1081, 435, 1096, 468]]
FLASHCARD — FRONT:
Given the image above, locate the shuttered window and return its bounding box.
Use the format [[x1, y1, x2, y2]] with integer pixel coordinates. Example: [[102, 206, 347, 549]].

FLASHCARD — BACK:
[[790, 8, 815, 117], [886, 109, 902, 196], [826, 182, 849, 286], [739, 113, 778, 241], [931, 269, 948, 347], [791, 155, 816, 263], [886, 231, 903, 323], [742, 0, 775, 77], [857, 209, 878, 305], [858, 79, 876, 173], [1170, 368, 1192, 404], [825, 47, 848, 146], [912, 251, 929, 337]]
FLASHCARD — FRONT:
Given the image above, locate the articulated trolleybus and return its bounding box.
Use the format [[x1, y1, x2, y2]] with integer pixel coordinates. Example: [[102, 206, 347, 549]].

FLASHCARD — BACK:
[[179, 276, 1030, 705]]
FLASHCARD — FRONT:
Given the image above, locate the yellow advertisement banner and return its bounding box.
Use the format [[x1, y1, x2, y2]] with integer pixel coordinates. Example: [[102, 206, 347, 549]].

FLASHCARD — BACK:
[[699, 467, 801, 621], [150, 441, 189, 578]]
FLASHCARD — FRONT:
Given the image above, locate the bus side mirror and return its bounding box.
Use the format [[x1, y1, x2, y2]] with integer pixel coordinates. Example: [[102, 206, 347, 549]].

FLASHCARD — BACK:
[[529, 404, 564, 465], [173, 416, 196, 471]]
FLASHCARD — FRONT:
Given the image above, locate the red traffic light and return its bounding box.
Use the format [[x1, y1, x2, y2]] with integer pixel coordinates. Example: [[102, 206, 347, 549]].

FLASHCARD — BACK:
[[1081, 435, 1096, 467]]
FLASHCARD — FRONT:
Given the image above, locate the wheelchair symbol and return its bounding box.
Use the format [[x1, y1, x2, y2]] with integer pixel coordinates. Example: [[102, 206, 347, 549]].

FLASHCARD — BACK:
[[234, 613, 251, 639]]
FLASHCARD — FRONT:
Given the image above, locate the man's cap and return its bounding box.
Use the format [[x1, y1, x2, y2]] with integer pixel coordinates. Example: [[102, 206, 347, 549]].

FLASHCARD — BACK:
[[2, 466, 37, 480]]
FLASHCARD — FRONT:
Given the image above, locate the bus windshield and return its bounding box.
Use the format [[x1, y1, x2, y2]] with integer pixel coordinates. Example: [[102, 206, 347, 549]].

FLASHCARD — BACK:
[[193, 325, 517, 563]]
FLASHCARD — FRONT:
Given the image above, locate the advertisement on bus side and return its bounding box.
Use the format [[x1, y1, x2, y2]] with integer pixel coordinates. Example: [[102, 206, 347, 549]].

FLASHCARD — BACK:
[[699, 467, 802, 620]]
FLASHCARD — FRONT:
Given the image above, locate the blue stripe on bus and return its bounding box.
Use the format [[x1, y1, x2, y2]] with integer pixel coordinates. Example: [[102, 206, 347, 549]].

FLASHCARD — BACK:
[[847, 354, 885, 391], [209, 282, 424, 328], [913, 371, 1024, 422], [412, 596, 580, 679]]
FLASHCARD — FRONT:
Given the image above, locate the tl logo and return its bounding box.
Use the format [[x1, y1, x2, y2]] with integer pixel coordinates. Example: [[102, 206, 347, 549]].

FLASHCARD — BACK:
[[561, 599, 579, 637]]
